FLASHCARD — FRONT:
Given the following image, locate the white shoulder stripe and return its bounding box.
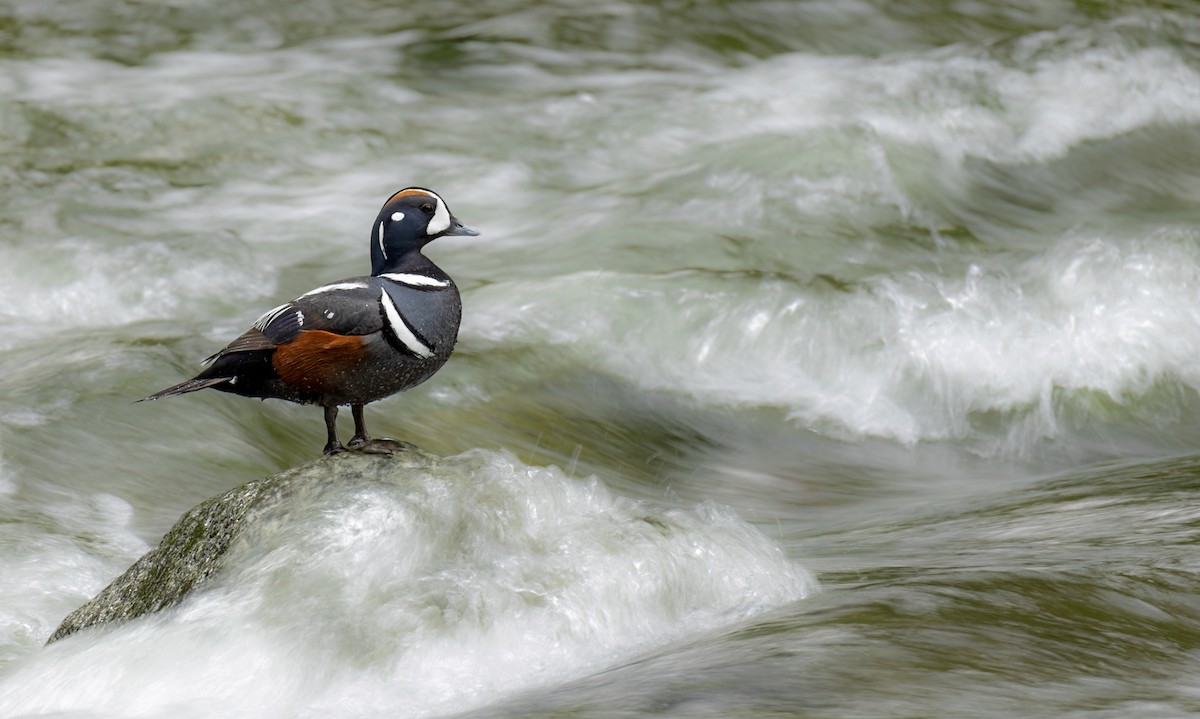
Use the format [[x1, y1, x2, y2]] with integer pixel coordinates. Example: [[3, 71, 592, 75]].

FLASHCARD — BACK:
[[379, 290, 434, 358], [380, 272, 450, 288], [300, 281, 369, 298]]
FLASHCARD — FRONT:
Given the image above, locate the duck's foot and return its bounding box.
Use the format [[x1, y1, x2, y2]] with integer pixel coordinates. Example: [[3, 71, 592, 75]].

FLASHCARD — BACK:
[[347, 436, 404, 455], [322, 406, 347, 456]]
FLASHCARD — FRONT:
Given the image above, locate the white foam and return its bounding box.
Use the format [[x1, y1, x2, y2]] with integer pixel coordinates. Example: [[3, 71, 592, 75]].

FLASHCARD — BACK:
[[510, 17, 1200, 245], [0, 237, 270, 351], [0, 486, 149, 669], [6, 35, 422, 110], [461, 228, 1200, 453], [0, 450, 814, 718], [697, 19, 1200, 166]]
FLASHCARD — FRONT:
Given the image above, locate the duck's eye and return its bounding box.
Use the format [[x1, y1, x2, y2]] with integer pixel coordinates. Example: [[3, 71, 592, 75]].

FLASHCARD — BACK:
[[419, 202, 435, 215]]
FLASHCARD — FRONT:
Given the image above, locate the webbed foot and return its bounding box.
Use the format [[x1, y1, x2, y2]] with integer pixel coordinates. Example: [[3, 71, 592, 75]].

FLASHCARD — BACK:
[[347, 436, 404, 455]]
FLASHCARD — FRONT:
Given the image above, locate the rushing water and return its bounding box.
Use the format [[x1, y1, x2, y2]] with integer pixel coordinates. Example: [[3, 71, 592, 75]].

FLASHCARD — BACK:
[[3, 1, 1200, 716]]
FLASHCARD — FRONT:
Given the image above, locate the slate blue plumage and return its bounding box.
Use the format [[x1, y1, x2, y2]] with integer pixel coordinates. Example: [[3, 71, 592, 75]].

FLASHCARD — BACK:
[[144, 188, 478, 455]]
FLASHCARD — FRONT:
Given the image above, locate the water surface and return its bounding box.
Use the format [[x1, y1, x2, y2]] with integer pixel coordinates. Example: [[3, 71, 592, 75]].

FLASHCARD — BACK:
[[3, 1, 1200, 717]]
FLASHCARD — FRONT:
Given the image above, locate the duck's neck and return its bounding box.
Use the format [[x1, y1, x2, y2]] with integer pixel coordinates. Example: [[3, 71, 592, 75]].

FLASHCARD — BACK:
[[372, 249, 442, 277]]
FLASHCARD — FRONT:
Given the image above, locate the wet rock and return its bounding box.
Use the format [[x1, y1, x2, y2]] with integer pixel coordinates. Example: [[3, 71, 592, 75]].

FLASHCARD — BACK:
[[48, 444, 435, 643]]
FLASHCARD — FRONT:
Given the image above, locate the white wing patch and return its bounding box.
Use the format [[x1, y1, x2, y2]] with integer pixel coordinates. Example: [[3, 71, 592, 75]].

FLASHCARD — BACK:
[[253, 303, 298, 331], [380, 272, 450, 288], [379, 289, 434, 358], [300, 281, 369, 298]]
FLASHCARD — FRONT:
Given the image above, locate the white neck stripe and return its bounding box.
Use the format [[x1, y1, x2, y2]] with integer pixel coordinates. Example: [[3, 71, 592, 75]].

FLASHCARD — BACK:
[[379, 290, 434, 358]]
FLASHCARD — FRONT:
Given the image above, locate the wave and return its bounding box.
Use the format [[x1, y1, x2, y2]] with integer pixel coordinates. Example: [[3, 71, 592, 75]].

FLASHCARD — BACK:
[[0, 450, 813, 718], [462, 228, 1200, 454]]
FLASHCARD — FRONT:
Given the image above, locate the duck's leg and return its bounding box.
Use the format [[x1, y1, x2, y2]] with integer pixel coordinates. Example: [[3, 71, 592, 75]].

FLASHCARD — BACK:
[[347, 404, 371, 446], [348, 404, 402, 454], [322, 405, 346, 455]]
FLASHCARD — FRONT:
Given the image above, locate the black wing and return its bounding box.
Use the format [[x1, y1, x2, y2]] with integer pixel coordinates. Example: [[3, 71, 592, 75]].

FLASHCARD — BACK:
[[203, 279, 386, 364]]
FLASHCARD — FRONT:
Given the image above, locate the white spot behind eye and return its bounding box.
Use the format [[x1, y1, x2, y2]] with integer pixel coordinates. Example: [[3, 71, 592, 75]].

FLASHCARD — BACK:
[[391, 212, 404, 222]]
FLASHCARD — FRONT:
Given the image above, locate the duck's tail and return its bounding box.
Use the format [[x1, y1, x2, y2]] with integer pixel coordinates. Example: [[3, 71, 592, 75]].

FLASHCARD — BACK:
[[138, 376, 232, 402]]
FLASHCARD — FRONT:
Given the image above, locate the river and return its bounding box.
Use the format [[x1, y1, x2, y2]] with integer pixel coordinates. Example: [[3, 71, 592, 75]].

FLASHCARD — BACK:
[[3, 1, 1200, 717]]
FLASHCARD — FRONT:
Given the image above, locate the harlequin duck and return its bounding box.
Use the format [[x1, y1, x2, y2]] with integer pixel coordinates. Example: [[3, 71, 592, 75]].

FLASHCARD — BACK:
[[143, 187, 478, 455]]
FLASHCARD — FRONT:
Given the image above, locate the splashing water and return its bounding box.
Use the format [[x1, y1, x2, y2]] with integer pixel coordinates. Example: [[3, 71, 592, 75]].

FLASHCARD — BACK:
[[3, 1, 1200, 717]]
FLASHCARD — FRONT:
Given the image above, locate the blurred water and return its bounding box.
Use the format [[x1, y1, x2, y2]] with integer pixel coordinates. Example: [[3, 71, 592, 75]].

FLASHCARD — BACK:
[[3, 1, 1200, 717], [0, 452, 814, 718]]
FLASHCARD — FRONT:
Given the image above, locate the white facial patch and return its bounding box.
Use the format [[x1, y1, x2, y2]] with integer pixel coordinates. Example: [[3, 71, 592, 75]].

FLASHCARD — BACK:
[[378, 220, 387, 259], [426, 195, 451, 236], [380, 272, 450, 288], [391, 212, 405, 222], [299, 281, 369, 298], [379, 289, 433, 358]]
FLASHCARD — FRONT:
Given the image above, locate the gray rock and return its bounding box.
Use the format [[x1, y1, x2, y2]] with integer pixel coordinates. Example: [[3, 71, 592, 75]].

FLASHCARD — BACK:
[[48, 444, 436, 643]]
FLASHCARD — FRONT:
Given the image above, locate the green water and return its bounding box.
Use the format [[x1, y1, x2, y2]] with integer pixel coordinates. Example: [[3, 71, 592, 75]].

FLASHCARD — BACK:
[[3, 1, 1200, 717]]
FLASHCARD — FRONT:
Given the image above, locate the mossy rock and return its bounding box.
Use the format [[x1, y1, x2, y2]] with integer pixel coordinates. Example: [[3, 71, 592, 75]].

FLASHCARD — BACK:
[[48, 444, 436, 643]]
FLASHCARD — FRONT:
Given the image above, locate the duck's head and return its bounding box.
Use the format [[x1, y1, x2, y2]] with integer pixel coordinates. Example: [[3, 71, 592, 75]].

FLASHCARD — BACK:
[[371, 187, 478, 272]]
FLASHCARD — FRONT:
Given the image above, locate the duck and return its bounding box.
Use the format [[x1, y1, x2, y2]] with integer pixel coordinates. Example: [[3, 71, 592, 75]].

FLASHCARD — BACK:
[[143, 187, 478, 455]]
